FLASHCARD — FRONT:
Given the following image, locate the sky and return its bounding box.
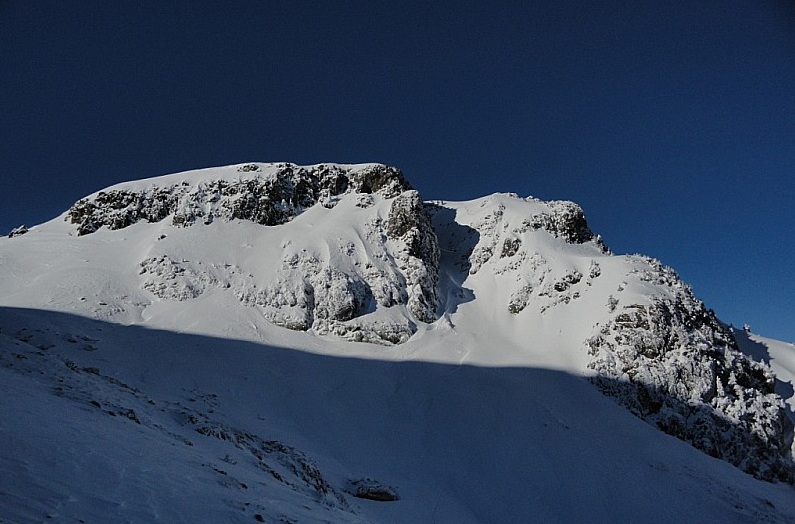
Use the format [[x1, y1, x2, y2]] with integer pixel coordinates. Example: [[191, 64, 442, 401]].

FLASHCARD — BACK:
[[1, 1, 794, 342]]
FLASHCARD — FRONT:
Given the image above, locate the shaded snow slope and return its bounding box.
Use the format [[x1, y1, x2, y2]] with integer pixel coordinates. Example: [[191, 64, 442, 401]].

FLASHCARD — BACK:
[[2, 308, 795, 524], [1, 163, 794, 520]]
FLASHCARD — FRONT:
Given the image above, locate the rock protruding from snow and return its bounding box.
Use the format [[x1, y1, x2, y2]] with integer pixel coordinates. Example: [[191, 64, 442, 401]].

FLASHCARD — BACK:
[[139, 256, 246, 301], [237, 258, 374, 334], [386, 191, 440, 323], [228, 192, 439, 343], [66, 163, 411, 235], [7, 225, 29, 238], [522, 199, 605, 246], [457, 194, 605, 315], [52, 165, 795, 484], [345, 478, 400, 501], [587, 258, 795, 483], [439, 193, 794, 483]]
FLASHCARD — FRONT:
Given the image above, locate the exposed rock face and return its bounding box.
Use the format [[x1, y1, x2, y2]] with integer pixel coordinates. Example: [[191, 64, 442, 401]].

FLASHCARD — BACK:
[[345, 478, 400, 502], [66, 163, 411, 235], [587, 259, 794, 483], [520, 199, 606, 248], [447, 193, 794, 483], [236, 255, 378, 336], [462, 195, 605, 316], [230, 195, 439, 343], [386, 191, 440, 323]]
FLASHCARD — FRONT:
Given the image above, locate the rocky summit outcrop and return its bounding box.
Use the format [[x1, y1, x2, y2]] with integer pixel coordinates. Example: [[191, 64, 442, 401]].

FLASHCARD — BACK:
[[386, 190, 439, 323], [66, 163, 410, 235]]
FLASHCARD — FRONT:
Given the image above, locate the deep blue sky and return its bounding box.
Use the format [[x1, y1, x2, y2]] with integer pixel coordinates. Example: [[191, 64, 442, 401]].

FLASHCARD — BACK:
[[2, 1, 794, 342]]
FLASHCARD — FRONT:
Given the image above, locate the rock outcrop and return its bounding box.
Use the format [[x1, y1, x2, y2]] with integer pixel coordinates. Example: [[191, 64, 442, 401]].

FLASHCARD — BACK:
[[587, 259, 794, 483], [386, 190, 439, 323], [66, 163, 410, 235]]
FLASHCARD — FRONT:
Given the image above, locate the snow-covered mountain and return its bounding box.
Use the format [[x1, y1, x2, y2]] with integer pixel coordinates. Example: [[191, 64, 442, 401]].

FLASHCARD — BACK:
[[1, 162, 794, 523]]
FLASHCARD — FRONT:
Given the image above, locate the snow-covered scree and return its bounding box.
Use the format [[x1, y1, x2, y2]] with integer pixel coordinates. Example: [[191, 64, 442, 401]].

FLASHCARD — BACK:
[[2, 163, 795, 522]]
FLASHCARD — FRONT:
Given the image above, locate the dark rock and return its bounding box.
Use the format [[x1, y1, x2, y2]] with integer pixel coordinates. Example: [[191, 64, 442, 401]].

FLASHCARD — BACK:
[[386, 191, 440, 323], [523, 201, 607, 251], [500, 237, 521, 258], [346, 478, 400, 502], [8, 225, 29, 237]]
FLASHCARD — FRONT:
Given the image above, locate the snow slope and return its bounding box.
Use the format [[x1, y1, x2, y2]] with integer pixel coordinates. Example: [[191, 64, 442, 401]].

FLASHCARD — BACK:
[[1, 162, 794, 522]]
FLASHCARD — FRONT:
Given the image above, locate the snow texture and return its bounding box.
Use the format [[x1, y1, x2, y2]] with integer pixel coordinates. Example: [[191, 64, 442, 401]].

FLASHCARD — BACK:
[[1, 163, 795, 523], [434, 192, 794, 482]]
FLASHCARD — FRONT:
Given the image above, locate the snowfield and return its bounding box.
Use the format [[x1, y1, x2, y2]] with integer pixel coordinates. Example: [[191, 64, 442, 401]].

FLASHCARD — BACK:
[[1, 162, 793, 522]]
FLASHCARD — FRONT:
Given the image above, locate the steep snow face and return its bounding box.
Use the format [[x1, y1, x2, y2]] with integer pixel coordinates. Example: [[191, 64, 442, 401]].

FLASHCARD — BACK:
[[425, 193, 655, 369], [4, 308, 795, 524]]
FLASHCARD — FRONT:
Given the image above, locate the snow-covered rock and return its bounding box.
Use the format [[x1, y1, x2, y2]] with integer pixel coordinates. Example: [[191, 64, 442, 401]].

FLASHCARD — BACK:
[[385, 190, 439, 323], [587, 264, 794, 482], [7, 224, 29, 237]]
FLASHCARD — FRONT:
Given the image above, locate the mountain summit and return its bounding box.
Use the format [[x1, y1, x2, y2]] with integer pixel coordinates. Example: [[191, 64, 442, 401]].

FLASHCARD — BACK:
[[2, 163, 794, 522]]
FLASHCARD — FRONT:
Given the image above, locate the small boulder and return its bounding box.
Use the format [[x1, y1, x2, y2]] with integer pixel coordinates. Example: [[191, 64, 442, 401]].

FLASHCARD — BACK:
[[8, 225, 28, 237], [345, 478, 400, 502]]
